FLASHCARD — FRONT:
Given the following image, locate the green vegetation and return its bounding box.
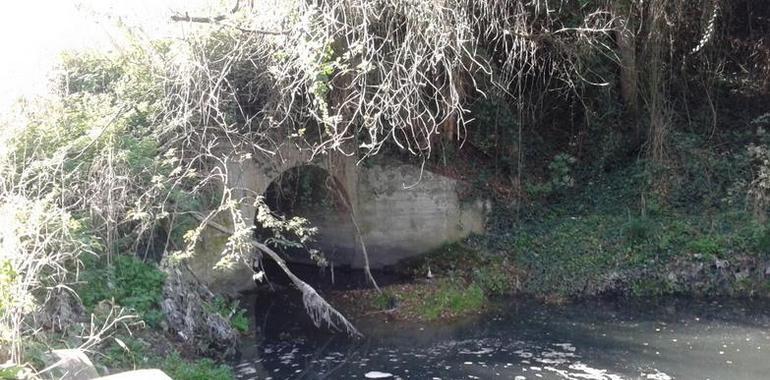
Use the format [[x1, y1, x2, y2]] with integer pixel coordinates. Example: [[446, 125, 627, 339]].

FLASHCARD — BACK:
[[206, 296, 250, 333], [478, 154, 770, 298], [472, 265, 516, 296], [160, 352, 234, 380], [92, 335, 233, 380], [371, 291, 399, 311], [410, 115, 770, 301], [0, 42, 247, 374], [79, 255, 167, 326], [366, 279, 487, 322], [1, 0, 770, 375], [417, 281, 486, 321], [375, 243, 517, 320]]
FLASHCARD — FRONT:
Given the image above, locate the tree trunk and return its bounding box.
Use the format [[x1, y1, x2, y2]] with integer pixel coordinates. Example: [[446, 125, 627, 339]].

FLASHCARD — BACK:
[[614, 8, 639, 118]]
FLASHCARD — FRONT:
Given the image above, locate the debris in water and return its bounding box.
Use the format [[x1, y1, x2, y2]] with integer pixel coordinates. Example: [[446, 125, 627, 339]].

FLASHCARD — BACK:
[[365, 371, 394, 379], [459, 347, 494, 355]]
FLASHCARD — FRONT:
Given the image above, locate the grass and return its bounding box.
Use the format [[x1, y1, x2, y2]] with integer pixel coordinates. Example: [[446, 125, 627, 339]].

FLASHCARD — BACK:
[[503, 208, 770, 297], [348, 242, 519, 321], [416, 281, 486, 320], [160, 352, 234, 380], [362, 279, 487, 321]]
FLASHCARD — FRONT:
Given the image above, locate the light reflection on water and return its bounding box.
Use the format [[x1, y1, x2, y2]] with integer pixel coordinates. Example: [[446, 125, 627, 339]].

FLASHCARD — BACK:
[[236, 296, 770, 379]]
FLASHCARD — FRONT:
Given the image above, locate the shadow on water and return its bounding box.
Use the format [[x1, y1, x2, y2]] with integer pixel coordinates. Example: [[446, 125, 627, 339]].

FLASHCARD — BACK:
[[241, 259, 409, 340], [235, 272, 770, 380]]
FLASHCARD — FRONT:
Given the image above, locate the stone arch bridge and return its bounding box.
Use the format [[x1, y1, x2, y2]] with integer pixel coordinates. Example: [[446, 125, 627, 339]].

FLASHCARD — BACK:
[[189, 144, 487, 294]]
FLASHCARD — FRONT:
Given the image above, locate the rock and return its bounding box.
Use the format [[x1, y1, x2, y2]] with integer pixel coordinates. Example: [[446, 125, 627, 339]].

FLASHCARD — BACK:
[[365, 371, 394, 379], [95, 369, 171, 379], [42, 349, 99, 380]]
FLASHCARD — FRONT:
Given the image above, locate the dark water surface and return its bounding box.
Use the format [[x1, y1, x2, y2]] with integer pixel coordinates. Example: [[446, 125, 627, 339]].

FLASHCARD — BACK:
[[235, 294, 770, 379]]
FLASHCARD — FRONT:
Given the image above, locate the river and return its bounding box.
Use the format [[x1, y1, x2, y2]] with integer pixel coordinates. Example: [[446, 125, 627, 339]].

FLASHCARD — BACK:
[[234, 293, 770, 379]]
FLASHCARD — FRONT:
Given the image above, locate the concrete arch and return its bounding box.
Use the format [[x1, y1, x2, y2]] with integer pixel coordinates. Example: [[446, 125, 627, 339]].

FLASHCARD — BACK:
[[191, 144, 487, 294], [225, 145, 359, 235], [258, 163, 360, 268]]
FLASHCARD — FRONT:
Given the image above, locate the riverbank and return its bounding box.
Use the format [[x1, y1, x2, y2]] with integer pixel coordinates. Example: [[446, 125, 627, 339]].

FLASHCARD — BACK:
[[330, 175, 770, 324]]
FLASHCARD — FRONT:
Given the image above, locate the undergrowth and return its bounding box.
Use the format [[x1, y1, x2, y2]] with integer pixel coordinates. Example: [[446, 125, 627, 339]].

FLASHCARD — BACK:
[[206, 296, 250, 334], [78, 255, 166, 327], [378, 242, 518, 320], [91, 334, 233, 380], [482, 149, 770, 298], [160, 352, 234, 380]]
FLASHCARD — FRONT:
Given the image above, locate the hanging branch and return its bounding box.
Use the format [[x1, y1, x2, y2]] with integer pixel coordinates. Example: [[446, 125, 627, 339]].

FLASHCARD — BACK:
[[170, 13, 287, 35], [253, 241, 361, 337], [170, 13, 227, 23], [326, 177, 381, 293], [191, 212, 361, 337]]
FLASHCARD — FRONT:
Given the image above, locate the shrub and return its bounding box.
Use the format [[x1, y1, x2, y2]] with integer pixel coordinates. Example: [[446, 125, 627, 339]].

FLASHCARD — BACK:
[[98, 336, 151, 370], [754, 226, 770, 254], [0, 196, 86, 362], [548, 153, 578, 191], [79, 255, 166, 326], [686, 236, 724, 257], [472, 265, 513, 296]]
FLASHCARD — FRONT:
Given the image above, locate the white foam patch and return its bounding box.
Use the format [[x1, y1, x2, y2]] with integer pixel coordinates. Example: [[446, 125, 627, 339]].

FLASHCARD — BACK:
[[365, 371, 394, 379], [642, 370, 673, 380], [544, 362, 624, 380]]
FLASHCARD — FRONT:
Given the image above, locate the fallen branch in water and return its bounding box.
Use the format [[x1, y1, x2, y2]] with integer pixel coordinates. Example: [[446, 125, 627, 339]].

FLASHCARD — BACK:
[[191, 212, 361, 337], [253, 241, 362, 337]]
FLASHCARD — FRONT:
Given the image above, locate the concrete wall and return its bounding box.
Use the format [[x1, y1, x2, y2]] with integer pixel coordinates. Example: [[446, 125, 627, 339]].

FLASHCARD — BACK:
[[309, 164, 486, 269]]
